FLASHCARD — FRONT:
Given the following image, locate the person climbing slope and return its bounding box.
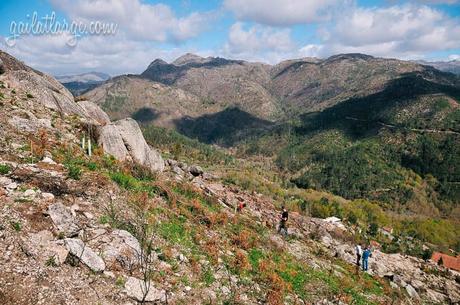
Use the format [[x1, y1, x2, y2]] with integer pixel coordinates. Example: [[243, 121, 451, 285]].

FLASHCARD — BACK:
[[277, 206, 289, 236]]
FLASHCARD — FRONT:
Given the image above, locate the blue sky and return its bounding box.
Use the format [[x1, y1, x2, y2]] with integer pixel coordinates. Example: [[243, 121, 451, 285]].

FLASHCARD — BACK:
[[0, 0, 459, 75]]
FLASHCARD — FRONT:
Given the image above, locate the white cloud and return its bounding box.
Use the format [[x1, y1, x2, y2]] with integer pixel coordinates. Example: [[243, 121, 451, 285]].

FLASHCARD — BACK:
[[0, 0, 215, 75], [49, 0, 212, 42], [310, 4, 460, 59], [448, 54, 460, 60], [222, 22, 299, 63], [1, 33, 192, 75], [224, 0, 342, 26]]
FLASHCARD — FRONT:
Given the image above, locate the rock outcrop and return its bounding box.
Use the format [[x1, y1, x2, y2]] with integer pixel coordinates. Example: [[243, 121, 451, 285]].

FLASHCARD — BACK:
[[97, 118, 164, 172], [77, 100, 111, 125]]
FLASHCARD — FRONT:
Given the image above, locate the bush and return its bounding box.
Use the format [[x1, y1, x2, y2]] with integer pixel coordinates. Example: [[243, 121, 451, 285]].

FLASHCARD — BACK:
[[369, 223, 379, 236], [67, 164, 82, 180], [0, 164, 11, 175]]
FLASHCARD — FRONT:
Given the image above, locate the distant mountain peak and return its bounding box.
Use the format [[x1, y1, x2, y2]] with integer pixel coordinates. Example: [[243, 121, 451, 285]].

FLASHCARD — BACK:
[[326, 53, 375, 62], [55, 72, 110, 84], [172, 53, 205, 66]]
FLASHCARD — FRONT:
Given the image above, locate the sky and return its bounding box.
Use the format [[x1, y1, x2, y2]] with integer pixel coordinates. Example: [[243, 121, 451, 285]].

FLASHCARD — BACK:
[[0, 0, 459, 76]]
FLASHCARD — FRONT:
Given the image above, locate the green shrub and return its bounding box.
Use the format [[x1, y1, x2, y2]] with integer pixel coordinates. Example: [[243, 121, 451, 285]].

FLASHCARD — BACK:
[[0, 164, 11, 175], [45, 256, 58, 267], [67, 164, 82, 180], [86, 162, 98, 171], [10, 221, 22, 231]]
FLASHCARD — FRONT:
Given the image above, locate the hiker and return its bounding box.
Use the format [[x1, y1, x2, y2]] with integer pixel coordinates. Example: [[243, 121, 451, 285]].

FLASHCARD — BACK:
[[355, 244, 363, 267], [277, 206, 289, 236], [362, 246, 372, 271]]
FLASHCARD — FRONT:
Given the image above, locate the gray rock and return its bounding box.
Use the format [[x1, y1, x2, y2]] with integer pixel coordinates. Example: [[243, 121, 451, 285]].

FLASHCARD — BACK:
[[48, 203, 80, 237], [27, 230, 69, 265], [446, 281, 460, 304], [0, 177, 13, 186], [65, 238, 105, 272], [405, 284, 420, 299], [124, 276, 166, 302], [411, 279, 426, 292], [22, 189, 36, 199], [6, 182, 18, 190], [189, 165, 203, 176], [97, 119, 164, 173], [426, 289, 446, 304], [8, 116, 52, 133], [172, 165, 185, 176], [97, 124, 130, 160], [102, 229, 141, 271], [115, 118, 164, 172], [41, 192, 55, 202], [77, 100, 111, 126], [0, 58, 4, 74], [41, 157, 56, 165]]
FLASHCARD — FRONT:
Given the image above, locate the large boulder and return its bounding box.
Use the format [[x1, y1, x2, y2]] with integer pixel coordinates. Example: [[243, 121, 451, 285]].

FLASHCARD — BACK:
[[65, 238, 105, 272], [77, 100, 111, 125], [98, 118, 164, 172], [97, 124, 130, 160], [115, 118, 164, 172]]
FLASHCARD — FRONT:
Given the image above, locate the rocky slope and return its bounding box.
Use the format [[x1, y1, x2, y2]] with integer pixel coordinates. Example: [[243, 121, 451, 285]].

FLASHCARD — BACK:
[[2, 51, 460, 305]]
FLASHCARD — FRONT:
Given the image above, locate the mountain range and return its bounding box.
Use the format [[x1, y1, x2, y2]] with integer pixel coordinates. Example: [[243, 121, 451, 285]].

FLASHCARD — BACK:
[[56, 71, 111, 96], [80, 53, 460, 218]]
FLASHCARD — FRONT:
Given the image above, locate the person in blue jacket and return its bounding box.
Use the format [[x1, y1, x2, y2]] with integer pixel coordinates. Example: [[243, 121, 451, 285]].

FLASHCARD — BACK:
[[362, 246, 372, 271]]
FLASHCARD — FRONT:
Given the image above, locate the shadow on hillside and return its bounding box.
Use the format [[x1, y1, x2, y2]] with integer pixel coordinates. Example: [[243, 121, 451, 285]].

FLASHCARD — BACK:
[[173, 107, 274, 147], [296, 72, 460, 139], [132, 107, 160, 123]]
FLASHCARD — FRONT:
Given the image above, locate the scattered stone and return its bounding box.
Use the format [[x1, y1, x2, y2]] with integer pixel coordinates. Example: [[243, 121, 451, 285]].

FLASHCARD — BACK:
[[41, 192, 55, 202], [103, 270, 116, 279], [27, 230, 69, 265], [48, 203, 80, 237], [0, 177, 13, 186], [405, 284, 420, 299], [178, 253, 188, 263], [172, 165, 185, 176], [124, 276, 166, 302], [65, 238, 105, 272], [390, 282, 399, 289], [189, 165, 203, 176], [6, 182, 18, 190], [101, 229, 141, 271], [83, 212, 94, 219], [23, 189, 36, 199], [446, 281, 460, 304], [41, 156, 56, 165], [426, 289, 446, 304]]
